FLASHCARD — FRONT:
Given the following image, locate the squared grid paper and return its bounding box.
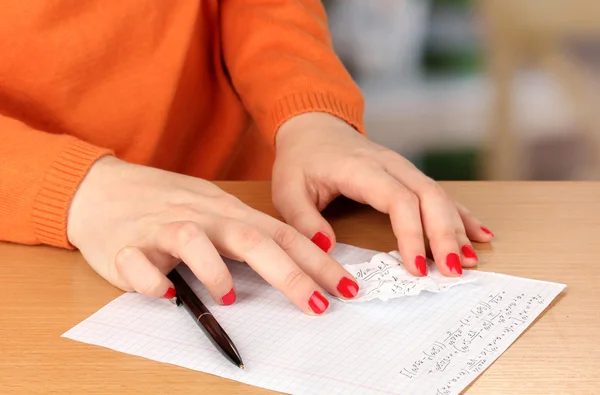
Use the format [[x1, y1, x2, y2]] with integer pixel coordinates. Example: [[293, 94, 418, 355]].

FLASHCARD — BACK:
[[62, 243, 565, 395]]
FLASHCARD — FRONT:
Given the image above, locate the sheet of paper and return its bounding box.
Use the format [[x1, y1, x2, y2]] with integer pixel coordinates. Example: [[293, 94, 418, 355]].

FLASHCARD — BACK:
[[341, 250, 477, 302], [62, 243, 565, 395]]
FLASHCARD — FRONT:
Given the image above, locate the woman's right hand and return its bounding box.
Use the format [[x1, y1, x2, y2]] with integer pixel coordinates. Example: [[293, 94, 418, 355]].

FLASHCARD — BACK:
[[66, 156, 360, 315]]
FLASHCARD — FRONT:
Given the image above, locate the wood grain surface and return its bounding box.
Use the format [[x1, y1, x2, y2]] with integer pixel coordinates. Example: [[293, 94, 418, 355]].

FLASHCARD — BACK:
[[1, 181, 599, 394]]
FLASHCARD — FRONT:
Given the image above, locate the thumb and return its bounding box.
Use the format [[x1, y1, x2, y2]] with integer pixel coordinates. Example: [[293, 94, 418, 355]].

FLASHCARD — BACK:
[[272, 177, 337, 253]]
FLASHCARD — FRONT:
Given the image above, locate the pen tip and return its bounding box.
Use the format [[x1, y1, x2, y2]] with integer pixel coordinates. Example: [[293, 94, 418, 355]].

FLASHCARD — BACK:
[[239, 364, 244, 369]]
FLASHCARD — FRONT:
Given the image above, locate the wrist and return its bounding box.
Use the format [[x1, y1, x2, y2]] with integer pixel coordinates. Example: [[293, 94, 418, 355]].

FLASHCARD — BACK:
[[66, 155, 124, 247], [266, 90, 365, 146], [275, 112, 354, 151], [29, 138, 113, 248]]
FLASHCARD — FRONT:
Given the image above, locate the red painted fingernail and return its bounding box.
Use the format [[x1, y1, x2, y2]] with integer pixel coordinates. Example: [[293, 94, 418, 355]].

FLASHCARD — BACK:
[[481, 226, 494, 237], [311, 232, 331, 252], [337, 277, 359, 298], [308, 291, 329, 314], [415, 255, 427, 276], [221, 288, 236, 306], [163, 287, 176, 299], [461, 245, 478, 260], [446, 253, 462, 275]]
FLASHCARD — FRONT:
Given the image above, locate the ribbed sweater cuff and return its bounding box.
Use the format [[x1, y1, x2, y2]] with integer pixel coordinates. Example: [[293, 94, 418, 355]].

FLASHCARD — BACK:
[[265, 91, 365, 142], [32, 140, 113, 248]]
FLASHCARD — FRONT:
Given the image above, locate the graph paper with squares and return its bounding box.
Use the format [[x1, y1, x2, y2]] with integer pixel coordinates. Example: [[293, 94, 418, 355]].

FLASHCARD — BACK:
[[62, 243, 565, 395]]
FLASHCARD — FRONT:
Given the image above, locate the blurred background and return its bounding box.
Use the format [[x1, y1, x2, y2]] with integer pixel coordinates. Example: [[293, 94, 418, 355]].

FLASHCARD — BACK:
[[322, 0, 600, 181]]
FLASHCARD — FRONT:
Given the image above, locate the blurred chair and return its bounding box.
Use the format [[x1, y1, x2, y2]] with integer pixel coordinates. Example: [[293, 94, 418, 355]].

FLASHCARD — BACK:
[[480, 0, 600, 180]]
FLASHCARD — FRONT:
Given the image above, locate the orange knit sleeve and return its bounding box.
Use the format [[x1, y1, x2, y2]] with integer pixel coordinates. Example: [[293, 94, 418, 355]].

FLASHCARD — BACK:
[[0, 116, 112, 248], [220, 0, 365, 143]]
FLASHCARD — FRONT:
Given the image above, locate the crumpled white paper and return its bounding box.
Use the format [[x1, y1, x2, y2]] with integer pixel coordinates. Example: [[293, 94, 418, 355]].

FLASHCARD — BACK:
[[341, 251, 477, 302]]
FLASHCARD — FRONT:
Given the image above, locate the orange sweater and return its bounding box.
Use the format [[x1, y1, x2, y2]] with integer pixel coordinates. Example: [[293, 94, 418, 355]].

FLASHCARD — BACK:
[[0, 1, 364, 249]]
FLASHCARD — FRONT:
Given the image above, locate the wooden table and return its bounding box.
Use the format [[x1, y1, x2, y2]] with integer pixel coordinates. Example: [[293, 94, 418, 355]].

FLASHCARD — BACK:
[[2, 181, 599, 394]]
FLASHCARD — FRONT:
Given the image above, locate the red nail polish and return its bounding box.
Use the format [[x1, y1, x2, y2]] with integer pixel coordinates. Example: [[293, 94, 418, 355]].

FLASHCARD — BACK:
[[481, 226, 494, 237], [163, 287, 176, 299], [337, 277, 359, 298], [446, 253, 462, 275], [461, 245, 478, 260], [221, 288, 236, 306], [415, 255, 427, 276], [308, 291, 329, 314], [311, 232, 331, 252]]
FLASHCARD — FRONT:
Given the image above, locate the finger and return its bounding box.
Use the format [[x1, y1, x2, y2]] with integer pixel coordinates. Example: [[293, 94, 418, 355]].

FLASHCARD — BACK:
[[153, 222, 236, 306], [114, 246, 176, 299], [336, 166, 427, 278], [455, 201, 495, 242], [381, 156, 463, 276], [418, 184, 463, 277], [458, 235, 478, 268], [441, 199, 479, 268], [272, 173, 336, 253], [206, 218, 330, 315], [251, 213, 360, 299], [387, 184, 429, 277], [446, 205, 479, 268]]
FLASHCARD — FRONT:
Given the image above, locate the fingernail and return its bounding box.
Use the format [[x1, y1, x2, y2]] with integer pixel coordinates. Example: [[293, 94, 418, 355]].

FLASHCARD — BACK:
[[308, 291, 329, 314], [461, 245, 478, 260], [337, 277, 359, 298], [415, 255, 427, 276], [481, 226, 494, 237], [221, 288, 236, 306], [163, 287, 176, 299], [311, 232, 331, 252], [446, 253, 462, 275]]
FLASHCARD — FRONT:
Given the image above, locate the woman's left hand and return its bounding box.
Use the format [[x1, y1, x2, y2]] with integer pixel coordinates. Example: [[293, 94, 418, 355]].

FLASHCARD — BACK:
[[272, 112, 494, 278]]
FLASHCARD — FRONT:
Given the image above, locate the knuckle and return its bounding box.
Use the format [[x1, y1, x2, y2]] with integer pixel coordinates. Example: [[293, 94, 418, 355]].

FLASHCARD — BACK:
[[272, 225, 300, 252], [455, 228, 467, 239], [389, 190, 420, 216], [218, 195, 247, 219], [284, 210, 305, 229], [236, 225, 266, 252], [360, 157, 383, 173], [114, 247, 135, 270], [347, 147, 370, 162], [284, 269, 305, 290], [172, 222, 203, 249], [381, 148, 402, 162], [340, 151, 377, 174], [110, 252, 131, 288], [430, 229, 456, 242], [168, 202, 197, 218], [393, 190, 419, 207], [423, 182, 448, 200], [313, 257, 332, 279]]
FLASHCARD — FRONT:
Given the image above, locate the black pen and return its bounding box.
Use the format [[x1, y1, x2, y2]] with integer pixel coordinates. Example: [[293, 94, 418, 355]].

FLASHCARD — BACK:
[[166, 268, 244, 369]]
